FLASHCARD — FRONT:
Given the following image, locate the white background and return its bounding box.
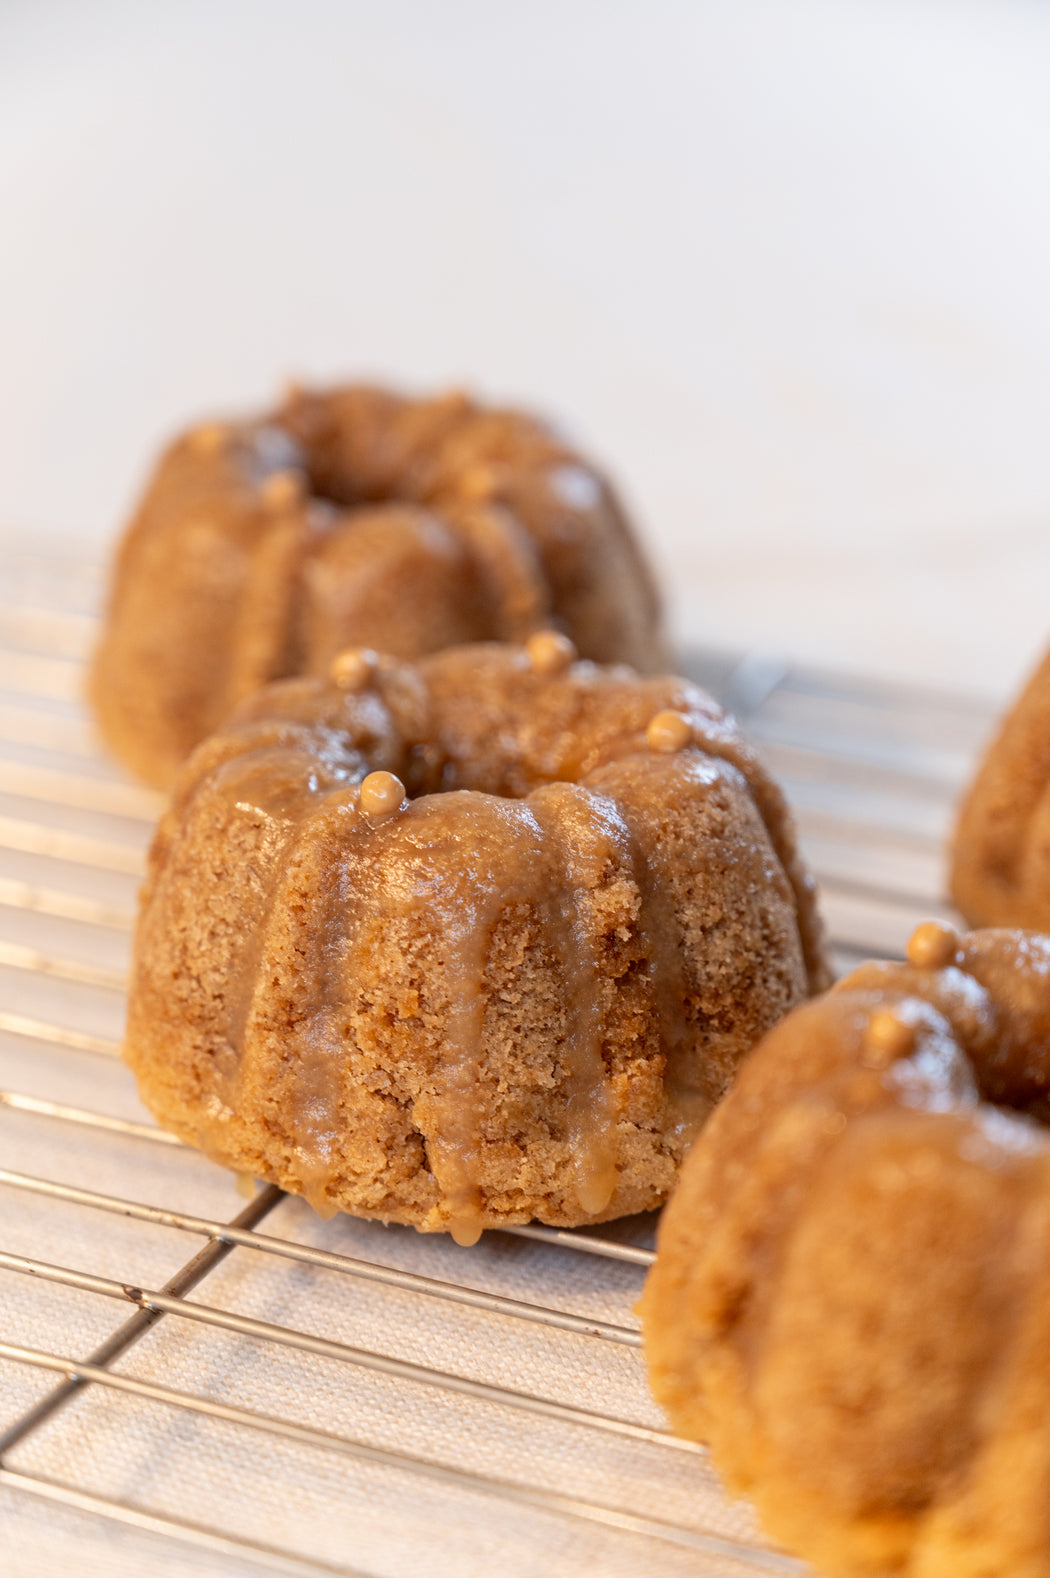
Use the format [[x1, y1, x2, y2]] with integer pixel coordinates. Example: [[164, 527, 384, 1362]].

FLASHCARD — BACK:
[[2, 0, 1050, 694]]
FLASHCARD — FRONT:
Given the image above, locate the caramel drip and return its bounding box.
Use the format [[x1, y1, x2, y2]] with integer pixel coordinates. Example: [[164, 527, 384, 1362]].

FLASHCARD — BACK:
[[407, 798, 547, 1245], [381, 793, 619, 1244], [291, 1030, 348, 1219], [198, 747, 357, 1164], [230, 780, 369, 1219], [527, 784, 618, 1217], [425, 896, 497, 1247], [282, 793, 362, 1218]]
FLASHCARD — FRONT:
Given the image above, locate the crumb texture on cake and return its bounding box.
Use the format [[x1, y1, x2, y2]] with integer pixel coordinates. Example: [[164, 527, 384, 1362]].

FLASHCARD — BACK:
[[641, 921, 1050, 1578], [125, 641, 827, 1243], [90, 383, 665, 787], [952, 645, 1050, 929]]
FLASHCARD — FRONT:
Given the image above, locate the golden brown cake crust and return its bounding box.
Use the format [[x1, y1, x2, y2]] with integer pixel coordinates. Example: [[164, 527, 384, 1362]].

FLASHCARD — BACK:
[[641, 922, 1050, 1578], [90, 383, 666, 788], [125, 641, 827, 1244], [952, 646, 1050, 929]]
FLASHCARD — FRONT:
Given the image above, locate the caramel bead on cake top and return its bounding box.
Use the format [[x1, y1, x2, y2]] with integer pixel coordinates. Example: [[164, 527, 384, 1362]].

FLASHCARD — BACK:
[[329, 647, 377, 693], [358, 770, 405, 820], [861, 1005, 916, 1065], [646, 710, 693, 753], [642, 922, 1050, 1578], [90, 381, 667, 788], [260, 468, 306, 512], [524, 629, 577, 675], [457, 463, 503, 502], [906, 918, 960, 970], [952, 642, 1050, 929], [188, 421, 228, 456], [125, 642, 829, 1246]]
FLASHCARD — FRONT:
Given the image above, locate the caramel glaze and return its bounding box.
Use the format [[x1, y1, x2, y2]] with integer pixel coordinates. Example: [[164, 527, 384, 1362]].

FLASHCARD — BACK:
[[127, 643, 827, 1239], [641, 924, 1050, 1578], [91, 383, 666, 789]]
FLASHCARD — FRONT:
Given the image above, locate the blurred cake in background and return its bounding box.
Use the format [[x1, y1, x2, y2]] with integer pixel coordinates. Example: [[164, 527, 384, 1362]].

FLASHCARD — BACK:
[[91, 382, 665, 787]]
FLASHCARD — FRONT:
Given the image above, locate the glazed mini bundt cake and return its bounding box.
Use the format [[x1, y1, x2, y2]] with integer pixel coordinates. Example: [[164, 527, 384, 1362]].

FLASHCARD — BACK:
[[952, 643, 1050, 928], [90, 382, 665, 788], [125, 636, 828, 1244], [642, 921, 1050, 1578]]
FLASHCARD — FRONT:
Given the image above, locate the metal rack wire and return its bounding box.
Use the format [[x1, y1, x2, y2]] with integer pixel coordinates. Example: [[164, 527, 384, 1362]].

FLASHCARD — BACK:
[[0, 547, 995, 1578]]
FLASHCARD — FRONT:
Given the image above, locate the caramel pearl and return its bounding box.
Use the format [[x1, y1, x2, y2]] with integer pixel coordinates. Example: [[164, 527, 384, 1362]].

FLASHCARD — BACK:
[[330, 648, 377, 692], [189, 422, 227, 456], [459, 464, 500, 502], [646, 710, 693, 754], [525, 630, 577, 675], [261, 469, 305, 511], [907, 921, 959, 971], [360, 771, 405, 819], [863, 1008, 915, 1065]]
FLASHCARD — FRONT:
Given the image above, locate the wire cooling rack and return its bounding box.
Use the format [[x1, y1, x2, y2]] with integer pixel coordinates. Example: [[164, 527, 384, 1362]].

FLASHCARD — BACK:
[[0, 546, 996, 1578]]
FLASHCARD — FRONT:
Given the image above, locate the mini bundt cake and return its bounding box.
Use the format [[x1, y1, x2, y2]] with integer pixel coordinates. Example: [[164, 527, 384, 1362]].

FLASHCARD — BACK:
[[125, 637, 828, 1244], [952, 643, 1050, 928], [642, 920, 1050, 1578], [90, 382, 665, 788]]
